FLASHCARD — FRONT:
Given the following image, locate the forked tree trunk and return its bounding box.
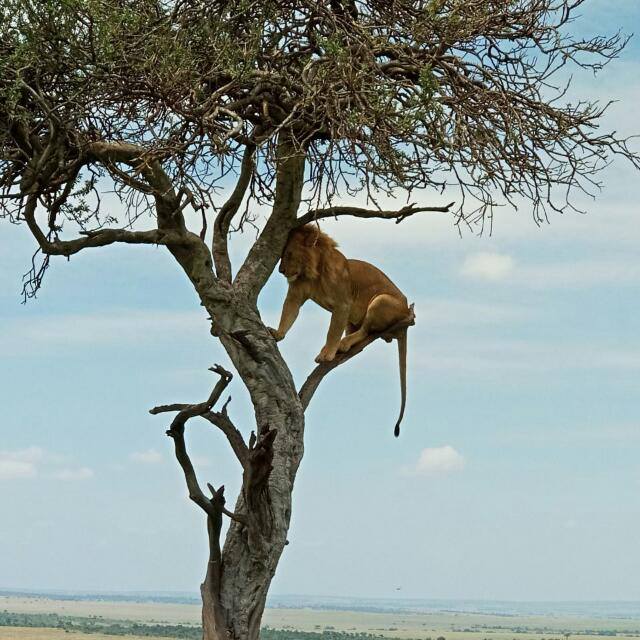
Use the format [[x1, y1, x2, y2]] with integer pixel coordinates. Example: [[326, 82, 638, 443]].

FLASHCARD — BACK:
[[199, 302, 305, 640], [163, 142, 307, 640], [159, 281, 305, 640]]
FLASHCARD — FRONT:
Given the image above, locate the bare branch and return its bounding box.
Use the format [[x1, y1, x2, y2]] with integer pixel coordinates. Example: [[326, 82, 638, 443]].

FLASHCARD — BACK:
[[242, 424, 278, 544], [202, 401, 249, 468], [296, 201, 455, 226], [165, 422, 216, 517], [201, 481, 232, 635], [86, 141, 185, 230], [233, 135, 306, 302], [212, 144, 255, 282], [21, 195, 186, 257], [207, 483, 248, 524], [150, 365, 233, 423], [152, 372, 249, 467], [149, 365, 246, 522], [298, 305, 416, 411]]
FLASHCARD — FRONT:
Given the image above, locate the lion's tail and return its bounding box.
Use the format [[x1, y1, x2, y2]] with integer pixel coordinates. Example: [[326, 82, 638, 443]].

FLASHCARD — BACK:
[[394, 327, 408, 437]]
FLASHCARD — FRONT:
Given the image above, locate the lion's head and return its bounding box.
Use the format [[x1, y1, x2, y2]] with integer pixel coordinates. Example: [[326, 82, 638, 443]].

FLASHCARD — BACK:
[[279, 224, 338, 282]]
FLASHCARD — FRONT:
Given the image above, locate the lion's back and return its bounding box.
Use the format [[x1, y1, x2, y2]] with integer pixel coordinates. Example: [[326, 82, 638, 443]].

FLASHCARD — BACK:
[[347, 259, 407, 305]]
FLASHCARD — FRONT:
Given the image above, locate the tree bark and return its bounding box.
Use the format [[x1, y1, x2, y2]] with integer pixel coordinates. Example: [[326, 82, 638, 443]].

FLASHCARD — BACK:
[[194, 290, 305, 640], [162, 140, 307, 640]]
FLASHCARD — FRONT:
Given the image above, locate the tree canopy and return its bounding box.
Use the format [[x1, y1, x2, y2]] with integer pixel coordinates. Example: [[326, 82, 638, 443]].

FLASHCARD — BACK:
[[2, 1, 638, 299]]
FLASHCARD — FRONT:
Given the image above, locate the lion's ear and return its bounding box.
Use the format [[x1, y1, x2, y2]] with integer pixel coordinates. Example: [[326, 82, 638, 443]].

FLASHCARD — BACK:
[[304, 225, 320, 247]]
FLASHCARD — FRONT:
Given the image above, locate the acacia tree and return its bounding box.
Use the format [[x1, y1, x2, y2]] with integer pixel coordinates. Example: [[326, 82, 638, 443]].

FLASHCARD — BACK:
[[1, 1, 638, 639]]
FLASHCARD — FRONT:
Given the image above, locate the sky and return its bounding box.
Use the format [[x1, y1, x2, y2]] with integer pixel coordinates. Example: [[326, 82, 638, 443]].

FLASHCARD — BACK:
[[1, 1, 639, 602]]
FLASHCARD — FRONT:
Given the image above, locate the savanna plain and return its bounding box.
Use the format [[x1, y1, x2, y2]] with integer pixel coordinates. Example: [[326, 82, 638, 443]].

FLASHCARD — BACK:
[[2, 594, 640, 640]]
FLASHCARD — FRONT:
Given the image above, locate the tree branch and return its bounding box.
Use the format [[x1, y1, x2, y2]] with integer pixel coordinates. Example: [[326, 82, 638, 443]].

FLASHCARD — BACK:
[[152, 372, 249, 468], [201, 482, 234, 640], [296, 202, 455, 227], [233, 135, 306, 302], [213, 144, 255, 282], [86, 141, 185, 232], [21, 195, 186, 257], [150, 365, 233, 422], [298, 305, 416, 410], [202, 406, 249, 468], [206, 483, 246, 524], [149, 365, 246, 524], [242, 424, 278, 546]]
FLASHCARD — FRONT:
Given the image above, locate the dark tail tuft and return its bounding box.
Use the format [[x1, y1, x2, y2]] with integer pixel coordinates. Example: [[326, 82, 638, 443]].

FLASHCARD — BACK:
[[393, 328, 408, 438]]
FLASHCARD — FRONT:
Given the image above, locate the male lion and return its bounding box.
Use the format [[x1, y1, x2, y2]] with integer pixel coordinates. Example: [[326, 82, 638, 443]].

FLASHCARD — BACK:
[[269, 224, 412, 436]]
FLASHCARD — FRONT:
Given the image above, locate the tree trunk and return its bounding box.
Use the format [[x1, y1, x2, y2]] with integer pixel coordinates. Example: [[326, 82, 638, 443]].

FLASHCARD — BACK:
[[198, 301, 305, 640], [164, 140, 307, 640], [162, 271, 305, 640]]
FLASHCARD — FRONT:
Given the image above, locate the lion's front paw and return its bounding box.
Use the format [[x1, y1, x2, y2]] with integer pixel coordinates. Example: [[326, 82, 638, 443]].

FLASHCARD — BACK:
[[269, 327, 284, 342], [314, 346, 337, 363]]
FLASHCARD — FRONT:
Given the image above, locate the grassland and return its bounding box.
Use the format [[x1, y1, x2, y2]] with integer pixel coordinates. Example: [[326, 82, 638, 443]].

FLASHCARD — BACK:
[[2, 596, 640, 640], [0, 630, 166, 640], [262, 607, 640, 640], [0, 596, 201, 625]]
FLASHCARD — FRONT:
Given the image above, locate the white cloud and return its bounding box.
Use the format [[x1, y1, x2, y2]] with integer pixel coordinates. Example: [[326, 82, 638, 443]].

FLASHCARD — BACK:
[[51, 467, 94, 480], [0, 459, 37, 480], [460, 252, 515, 281], [459, 252, 640, 290], [130, 448, 163, 464], [0, 447, 45, 480], [0, 448, 96, 481], [0, 447, 45, 463], [409, 445, 466, 476]]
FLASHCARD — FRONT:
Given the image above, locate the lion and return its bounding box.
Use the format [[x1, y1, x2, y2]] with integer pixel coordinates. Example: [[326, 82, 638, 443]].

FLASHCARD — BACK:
[[269, 224, 412, 436]]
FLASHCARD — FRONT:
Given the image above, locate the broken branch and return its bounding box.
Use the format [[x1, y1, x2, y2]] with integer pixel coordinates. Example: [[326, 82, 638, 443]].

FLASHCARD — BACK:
[[149, 365, 245, 522]]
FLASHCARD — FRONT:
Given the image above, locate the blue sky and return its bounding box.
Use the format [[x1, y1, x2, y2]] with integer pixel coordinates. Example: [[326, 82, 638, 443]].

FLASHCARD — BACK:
[[1, 1, 639, 601]]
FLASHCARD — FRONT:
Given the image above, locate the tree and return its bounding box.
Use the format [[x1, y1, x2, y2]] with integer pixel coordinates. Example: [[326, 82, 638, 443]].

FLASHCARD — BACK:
[[1, 1, 638, 639]]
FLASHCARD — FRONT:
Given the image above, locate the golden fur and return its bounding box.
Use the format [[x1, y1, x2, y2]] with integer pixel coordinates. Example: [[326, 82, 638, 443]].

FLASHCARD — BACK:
[[269, 224, 412, 436]]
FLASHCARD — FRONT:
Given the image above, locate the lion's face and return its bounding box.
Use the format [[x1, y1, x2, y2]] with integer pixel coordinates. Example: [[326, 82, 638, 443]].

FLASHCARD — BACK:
[[279, 228, 321, 282]]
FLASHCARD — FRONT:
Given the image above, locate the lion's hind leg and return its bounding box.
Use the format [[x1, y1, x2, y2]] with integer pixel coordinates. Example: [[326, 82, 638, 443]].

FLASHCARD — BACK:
[[337, 294, 407, 353]]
